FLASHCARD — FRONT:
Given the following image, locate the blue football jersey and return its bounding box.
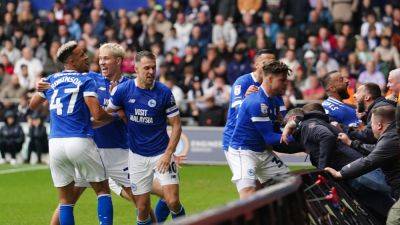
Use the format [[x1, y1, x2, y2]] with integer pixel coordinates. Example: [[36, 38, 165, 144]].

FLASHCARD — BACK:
[[222, 73, 260, 150], [322, 97, 361, 127], [108, 79, 179, 156], [222, 73, 287, 150], [229, 86, 286, 152], [87, 72, 129, 150], [41, 70, 97, 138]]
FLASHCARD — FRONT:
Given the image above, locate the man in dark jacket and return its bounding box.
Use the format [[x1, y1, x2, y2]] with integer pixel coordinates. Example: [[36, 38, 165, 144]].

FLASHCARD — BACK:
[[326, 106, 400, 224], [0, 110, 25, 165], [326, 105, 400, 199], [290, 103, 362, 170], [350, 83, 396, 144], [25, 113, 48, 164]]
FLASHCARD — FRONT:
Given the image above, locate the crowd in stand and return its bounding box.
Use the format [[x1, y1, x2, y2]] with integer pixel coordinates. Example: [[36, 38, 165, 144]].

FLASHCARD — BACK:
[[1, 0, 400, 163]]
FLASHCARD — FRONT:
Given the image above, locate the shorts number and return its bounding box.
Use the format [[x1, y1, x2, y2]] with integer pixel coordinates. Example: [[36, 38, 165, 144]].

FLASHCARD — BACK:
[[272, 156, 283, 168], [168, 162, 177, 174]]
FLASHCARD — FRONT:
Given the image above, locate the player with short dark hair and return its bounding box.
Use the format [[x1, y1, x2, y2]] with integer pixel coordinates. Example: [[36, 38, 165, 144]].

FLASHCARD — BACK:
[[29, 41, 114, 225], [227, 60, 292, 199]]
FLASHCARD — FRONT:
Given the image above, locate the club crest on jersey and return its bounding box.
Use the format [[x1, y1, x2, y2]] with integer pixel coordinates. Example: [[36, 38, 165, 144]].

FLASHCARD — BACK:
[[128, 98, 136, 104], [248, 169, 255, 176], [148, 99, 156, 107], [234, 85, 241, 95], [131, 183, 137, 192], [260, 103, 268, 115]]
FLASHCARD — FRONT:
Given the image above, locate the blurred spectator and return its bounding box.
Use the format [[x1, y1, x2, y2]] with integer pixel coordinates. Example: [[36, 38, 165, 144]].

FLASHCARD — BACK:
[[365, 25, 380, 50], [375, 36, 400, 69], [282, 0, 311, 25], [0, 64, 10, 88], [11, 28, 29, 50], [174, 12, 193, 45], [332, 35, 350, 66], [93, 0, 113, 26], [43, 41, 64, 76], [213, 0, 236, 20], [162, 0, 179, 23], [164, 76, 186, 113], [18, 9, 35, 36], [347, 52, 365, 78], [147, 6, 172, 38], [281, 15, 302, 44], [29, 36, 48, 66], [1, 39, 21, 65], [304, 50, 317, 76], [142, 24, 163, 51], [358, 61, 386, 89], [302, 74, 325, 100], [198, 96, 225, 126], [0, 54, 14, 75], [54, 24, 73, 45], [303, 35, 322, 58], [355, 38, 373, 64], [121, 48, 136, 74], [281, 49, 301, 78], [361, 11, 384, 38], [0, 75, 26, 112], [248, 26, 271, 50], [17, 94, 31, 122], [187, 76, 206, 118], [305, 10, 323, 37], [316, 51, 339, 77], [261, 11, 280, 43], [14, 47, 43, 89], [227, 48, 252, 85], [237, 13, 256, 41], [164, 27, 186, 57], [204, 76, 231, 108], [340, 23, 356, 50], [329, 0, 358, 33], [89, 9, 106, 40], [185, 0, 210, 23], [26, 109, 48, 165], [195, 11, 212, 42], [283, 80, 303, 109], [64, 13, 82, 40], [0, 110, 25, 165], [3, 12, 15, 38], [317, 26, 337, 53], [212, 14, 237, 51]]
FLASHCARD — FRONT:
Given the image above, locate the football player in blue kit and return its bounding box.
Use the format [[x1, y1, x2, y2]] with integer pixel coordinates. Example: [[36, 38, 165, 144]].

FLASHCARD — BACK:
[[227, 60, 292, 199], [29, 41, 114, 225], [108, 51, 185, 225], [222, 49, 278, 152], [322, 71, 361, 128]]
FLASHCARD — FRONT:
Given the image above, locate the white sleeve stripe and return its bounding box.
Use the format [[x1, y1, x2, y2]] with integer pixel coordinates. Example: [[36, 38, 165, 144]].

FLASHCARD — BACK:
[[279, 106, 286, 111], [83, 92, 98, 97], [38, 92, 46, 98], [167, 111, 180, 118], [107, 101, 121, 110], [251, 117, 270, 122], [166, 105, 178, 113], [231, 100, 242, 108]]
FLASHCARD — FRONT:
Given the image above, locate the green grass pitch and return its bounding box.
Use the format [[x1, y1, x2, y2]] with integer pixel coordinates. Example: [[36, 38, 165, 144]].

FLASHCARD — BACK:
[[0, 164, 308, 225]]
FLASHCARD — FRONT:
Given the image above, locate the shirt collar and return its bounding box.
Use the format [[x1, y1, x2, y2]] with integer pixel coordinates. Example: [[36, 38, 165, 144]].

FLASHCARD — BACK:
[[134, 78, 155, 90], [327, 97, 343, 105], [259, 85, 270, 98]]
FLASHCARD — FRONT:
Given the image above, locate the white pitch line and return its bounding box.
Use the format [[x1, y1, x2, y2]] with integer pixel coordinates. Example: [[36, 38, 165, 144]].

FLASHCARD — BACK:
[[0, 165, 48, 175]]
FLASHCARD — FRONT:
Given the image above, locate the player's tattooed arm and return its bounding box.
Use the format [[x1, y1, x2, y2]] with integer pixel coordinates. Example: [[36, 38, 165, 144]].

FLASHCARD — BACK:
[[157, 115, 182, 173]]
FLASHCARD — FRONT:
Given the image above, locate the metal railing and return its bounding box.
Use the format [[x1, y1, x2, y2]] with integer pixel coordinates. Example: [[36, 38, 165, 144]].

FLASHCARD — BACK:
[[163, 175, 307, 225]]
